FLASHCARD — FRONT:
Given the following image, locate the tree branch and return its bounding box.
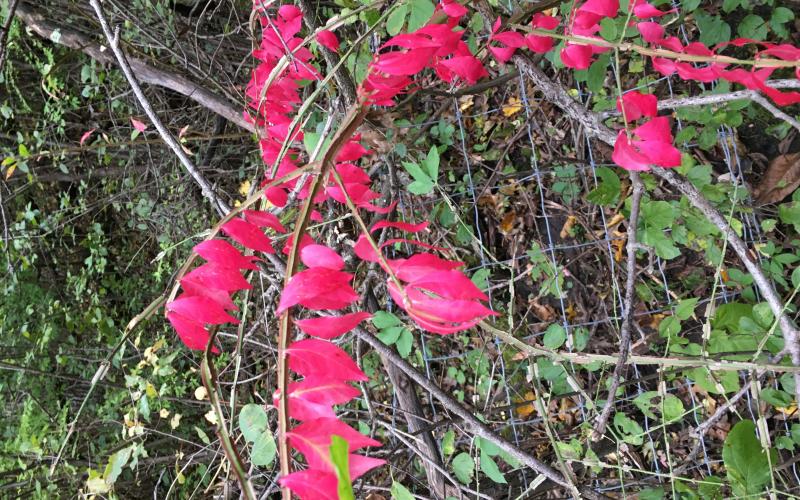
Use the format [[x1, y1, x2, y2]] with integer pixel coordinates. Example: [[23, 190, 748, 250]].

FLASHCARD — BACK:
[[15, 1, 254, 133], [89, 0, 230, 216]]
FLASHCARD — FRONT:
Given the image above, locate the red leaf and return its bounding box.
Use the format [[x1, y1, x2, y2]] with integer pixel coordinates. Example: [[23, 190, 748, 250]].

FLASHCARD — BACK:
[[167, 312, 220, 353], [182, 263, 252, 292], [130, 118, 148, 132], [287, 339, 367, 381], [441, 0, 468, 18], [371, 220, 428, 233], [279, 377, 361, 420], [317, 30, 340, 51], [526, 34, 555, 53], [295, 312, 373, 339], [221, 218, 275, 253], [390, 253, 463, 282], [282, 234, 315, 256], [290, 418, 380, 453], [300, 244, 345, 271], [637, 21, 664, 44], [167, 295, 239, 325], [194, 239, 259, 270], [632, 0, 674, 18], [180, 279, 238, 311], [611, 132, 653, 171], [79, 128, 96, 146], [633, 116, 672, 142], [561, 44, 593, 69], [617, 90, 658, 122], [279, 470, 337, 500], [532, 12, 559, 30], [438, 55, 488, 84], [408, 270, 488, 301], [242, 210, 286, 233], [277, 268, 358, 313], [375, 51, 432, 76]]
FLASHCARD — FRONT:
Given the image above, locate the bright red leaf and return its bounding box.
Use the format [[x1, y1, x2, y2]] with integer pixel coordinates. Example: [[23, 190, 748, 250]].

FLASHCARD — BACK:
[[287, 339, 368, 381], [295, 312, 373, 339]]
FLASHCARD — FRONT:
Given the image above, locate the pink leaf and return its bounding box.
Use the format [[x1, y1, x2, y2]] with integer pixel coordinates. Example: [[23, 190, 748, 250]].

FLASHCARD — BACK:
[[282, 234, 315, 256], [79, 128, 96, 146], [317, 29, 340, 51], [526, 34, 555, 53], [180, 280, 238, 311], [242, 210, 286, 233], [182, 263, 252, 292], [221, 218, 275, 253], [408, 270, 489, 301], [277, 268, 358, 313], [389, 253, 464, 282], [295, 312, 373, 339], [167, 295, 239, 325], [300, 244, 345, 271], [561, 44, 593, 69], [167, 312, 219, 352], [438, 56, 488, 84], [375, 51, 432, 76], [441, 0, 468, 17], [287, 339, 368, 381], [279, 470, 338, 500], [637, 21, 664, 44], [633, 116, 673, 142], [194, 239, 259, 270], [531, 12, 560, 30], [616, 90, 658, 122], [612, 132, 655, 171], [130, 118, 148, 132], [279, 377, 361, 420]]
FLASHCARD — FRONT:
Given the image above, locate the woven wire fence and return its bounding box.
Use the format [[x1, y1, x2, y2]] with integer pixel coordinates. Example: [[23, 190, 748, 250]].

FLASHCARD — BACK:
[[363, 4, 800, 494]]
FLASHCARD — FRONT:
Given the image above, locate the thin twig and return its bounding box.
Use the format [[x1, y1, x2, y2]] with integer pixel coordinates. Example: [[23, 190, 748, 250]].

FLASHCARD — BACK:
[[593, 172, 643, 440], [0, 0, 20, 74], [89, 0, 229, 216]]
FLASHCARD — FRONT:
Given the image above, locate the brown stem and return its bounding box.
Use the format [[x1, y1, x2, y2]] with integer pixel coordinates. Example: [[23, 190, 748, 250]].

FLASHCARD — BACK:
[[592, 173, 643, 440], [276, 103, 368, 498]]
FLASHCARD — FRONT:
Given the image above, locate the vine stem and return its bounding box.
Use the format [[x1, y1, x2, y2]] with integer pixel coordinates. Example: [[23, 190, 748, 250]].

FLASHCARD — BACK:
[[276, 103, 368, 499]]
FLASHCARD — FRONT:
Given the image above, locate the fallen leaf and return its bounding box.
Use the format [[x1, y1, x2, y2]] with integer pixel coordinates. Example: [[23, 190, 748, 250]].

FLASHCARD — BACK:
[[559, 215, 577, 239], [499, 210, 517, 234], [753, 152, 800, 205], [502, 96, 522, 117], [515, 391, 536, 418], [130, 117, 148, 132], [79, 128, 96, 146], [530, 299, 556, 321], [613, 237, 625, 262]]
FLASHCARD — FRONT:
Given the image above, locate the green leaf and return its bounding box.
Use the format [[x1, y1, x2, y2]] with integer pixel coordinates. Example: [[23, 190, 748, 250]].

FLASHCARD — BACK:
[[378, 325, 404, 345], [407, 0, 434, 32], [640, 200, 675, 229], [770, 7, 794, 38], [638, 487, 664, 500], [695, 12, 731, 46], [452, 452, 474, 484], [470, 268, 491, 290], [738, 14, 768, 41], [599, 17, 617, 41], [396, 328, 413, 358], [373, 311, 401, 329], [402, 161, 434, 195], [543, 324, 566, 349], [675, 298, 699, 321], [723, 420, 775, 497], [423, 145, 439, 179], [479, 449, 507, 484], [761, 388, 792, 408], [587, 167, 621, 206], [239, 404, 276, 467], [104, 446, 133, 485], [641, 227, 680, 260], [391, 481, 415, 500], [441, 430, 455, 457], [330, 435, 355, 500], [386, 3, 408, 36], [614, 412, 644, 445]]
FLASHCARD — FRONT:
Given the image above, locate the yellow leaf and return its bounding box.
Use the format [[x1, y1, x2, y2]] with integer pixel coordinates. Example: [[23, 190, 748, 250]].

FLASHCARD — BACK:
[[4, 163, 16, 180], [238, 179, 252, 197], [502, 96, 522, 117], [194, 386, 208, 400], [515, 391, 536, 418]]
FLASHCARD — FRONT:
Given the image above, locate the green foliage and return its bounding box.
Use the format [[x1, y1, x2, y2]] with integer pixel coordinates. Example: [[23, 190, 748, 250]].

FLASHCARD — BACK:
[[330, 435, 355, 500], [723, 421, 775, 497], [373, 311, 414, 358], [239, 404, 277, 467]]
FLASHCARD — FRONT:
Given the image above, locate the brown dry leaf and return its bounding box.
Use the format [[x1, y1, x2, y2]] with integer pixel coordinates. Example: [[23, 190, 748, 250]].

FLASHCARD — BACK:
[[565, 302, 578, 322], [499, 210, 517, 234], [530, 299, 556, 321], [613, 237, 625, 262], [559, 215, 577, 239], [753, 152, 800, 205]]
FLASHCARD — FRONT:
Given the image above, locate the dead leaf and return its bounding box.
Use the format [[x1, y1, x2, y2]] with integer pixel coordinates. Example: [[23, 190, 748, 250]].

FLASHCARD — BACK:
[[529, 299, 556, 321], [502, 96, 522, 117], [499, 210, 517, 234], [753, 152, 800, 205], [559, 215, 577, 239], [514, 391, 536, 418]]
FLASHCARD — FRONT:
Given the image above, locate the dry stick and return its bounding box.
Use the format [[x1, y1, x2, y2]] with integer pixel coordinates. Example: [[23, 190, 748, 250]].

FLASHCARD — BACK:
[[276, 103, 368, 500], [750, 93, 800, 133], [89, 0, 229, 216], [15, 1, 254, 133], [592, 173, 643, 440], [514, 57, 800, 399]]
